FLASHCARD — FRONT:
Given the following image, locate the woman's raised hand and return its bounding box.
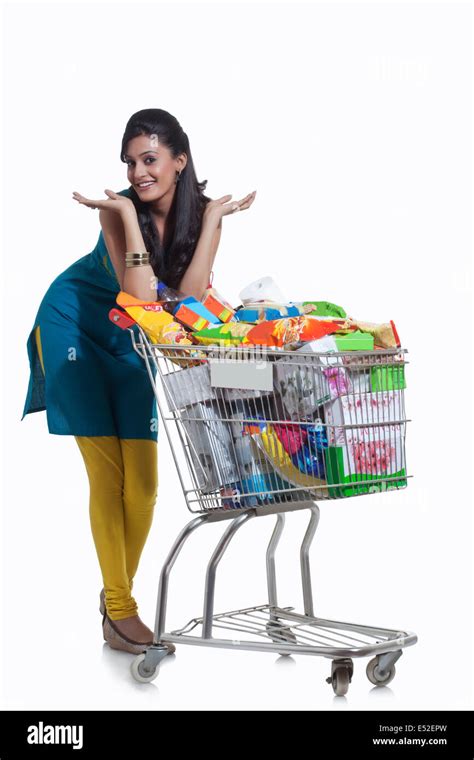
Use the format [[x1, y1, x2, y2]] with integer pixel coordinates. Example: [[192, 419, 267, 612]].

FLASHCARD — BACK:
[[204, 191, 257, 223], [72, 189, 135, 216]]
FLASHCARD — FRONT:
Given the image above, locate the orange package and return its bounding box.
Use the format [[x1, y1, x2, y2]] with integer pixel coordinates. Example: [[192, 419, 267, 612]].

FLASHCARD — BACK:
[[116, 291, 193, 346], [246, 316, 350, 347]]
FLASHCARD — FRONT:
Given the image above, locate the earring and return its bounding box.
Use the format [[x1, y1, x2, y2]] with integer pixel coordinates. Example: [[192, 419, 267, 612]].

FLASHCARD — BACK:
[[175, 170, 182, 184]]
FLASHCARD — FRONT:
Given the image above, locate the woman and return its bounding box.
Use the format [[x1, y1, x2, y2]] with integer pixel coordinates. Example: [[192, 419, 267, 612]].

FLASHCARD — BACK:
[[21, 108, 256, 654]]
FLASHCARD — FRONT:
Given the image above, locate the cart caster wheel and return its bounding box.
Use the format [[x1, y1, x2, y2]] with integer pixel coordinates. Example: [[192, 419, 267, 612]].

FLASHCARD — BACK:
[[130, 653, 159, 684], [326, 659, 353, 696], [366, 657, 396, 686], [331, 667, 350, 696], [266, 621, 297, 656]]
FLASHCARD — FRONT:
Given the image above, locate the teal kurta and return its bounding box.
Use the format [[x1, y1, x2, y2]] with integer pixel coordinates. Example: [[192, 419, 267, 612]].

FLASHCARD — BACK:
[[21, 189, 158, 441]]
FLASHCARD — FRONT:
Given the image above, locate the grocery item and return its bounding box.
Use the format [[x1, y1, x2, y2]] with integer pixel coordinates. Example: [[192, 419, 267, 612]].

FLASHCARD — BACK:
[[345, 319, 401, 349], [173, 297, 221, 330], [325, 390, 404, 446], [334, 331, 375, 351], [303, 301, 347, 318], [274, 358, 330, 419], [252, 425, 329, 494], [116, 291, 174, 343], [193, 322, 254, 346], [246, 316, 347, 348], [273, 422, 308, 455], [234, 303, 308, 323], [156, 281, 186, 313], [290, 420, 328, 479], [201, 287, 236, 323], [239, 276, 287, 305], [324, 439, 407, 497], [181, 402, 240, 493]]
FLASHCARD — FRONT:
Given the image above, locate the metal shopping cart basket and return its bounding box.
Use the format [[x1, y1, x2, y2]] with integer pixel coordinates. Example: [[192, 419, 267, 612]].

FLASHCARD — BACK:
[[109, 308, 417, 695]]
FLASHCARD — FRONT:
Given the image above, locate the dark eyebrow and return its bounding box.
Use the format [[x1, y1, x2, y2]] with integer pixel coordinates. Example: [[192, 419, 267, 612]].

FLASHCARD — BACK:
[[124, 150, 158, 159]]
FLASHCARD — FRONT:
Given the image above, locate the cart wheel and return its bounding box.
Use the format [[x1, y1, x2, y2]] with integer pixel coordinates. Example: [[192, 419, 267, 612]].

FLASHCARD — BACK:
[[366, 657, 396, 687], [331, 667, 350, 697], [266, 622, 297, 656], [130, 653, 159, 684]]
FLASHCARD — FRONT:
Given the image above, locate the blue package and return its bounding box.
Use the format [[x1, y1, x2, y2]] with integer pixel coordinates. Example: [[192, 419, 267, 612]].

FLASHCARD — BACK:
[[290, 420, 328, 479], [234, 303, 305, 323], [173, 296, 221, 324]]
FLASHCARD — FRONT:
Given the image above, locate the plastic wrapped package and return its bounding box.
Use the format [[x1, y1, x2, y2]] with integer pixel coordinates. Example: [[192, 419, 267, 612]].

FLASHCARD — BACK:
[[252, 425, 329, 496], [274, 357, 331, 420], [180, 402, 240, 493]]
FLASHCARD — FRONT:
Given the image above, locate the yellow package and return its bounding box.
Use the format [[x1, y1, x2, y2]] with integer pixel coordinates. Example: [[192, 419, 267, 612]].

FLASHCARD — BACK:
[[252, 425, 329, 494], [116, 291, 175, 343]]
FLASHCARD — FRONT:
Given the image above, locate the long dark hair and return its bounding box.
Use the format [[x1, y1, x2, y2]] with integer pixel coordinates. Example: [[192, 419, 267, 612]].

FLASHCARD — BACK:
[[120, 109, 211, 290]]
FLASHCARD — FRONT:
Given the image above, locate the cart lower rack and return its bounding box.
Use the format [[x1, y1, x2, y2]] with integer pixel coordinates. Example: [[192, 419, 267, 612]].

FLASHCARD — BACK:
[[110, 309, 417, 696]]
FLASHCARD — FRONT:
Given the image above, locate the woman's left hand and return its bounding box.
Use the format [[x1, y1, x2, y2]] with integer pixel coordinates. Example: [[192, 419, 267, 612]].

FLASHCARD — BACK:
[[72, 189, 135, 217], [204, 191, 257, 224]]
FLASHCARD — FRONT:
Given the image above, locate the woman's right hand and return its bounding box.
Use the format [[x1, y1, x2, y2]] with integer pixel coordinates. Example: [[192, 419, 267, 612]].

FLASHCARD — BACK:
[[72, 189, 135, 218]]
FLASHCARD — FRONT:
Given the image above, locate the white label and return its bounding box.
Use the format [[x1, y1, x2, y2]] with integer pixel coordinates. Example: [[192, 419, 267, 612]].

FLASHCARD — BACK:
[[210, 360, 273, 391]]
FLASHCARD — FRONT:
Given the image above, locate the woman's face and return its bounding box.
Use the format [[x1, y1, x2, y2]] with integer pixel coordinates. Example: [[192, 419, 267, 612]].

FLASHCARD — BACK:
[[124, 134, 186, 202]]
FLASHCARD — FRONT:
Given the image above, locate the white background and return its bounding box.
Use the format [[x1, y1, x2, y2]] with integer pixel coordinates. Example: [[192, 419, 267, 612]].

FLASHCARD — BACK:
[[2, 0, 472, 710]]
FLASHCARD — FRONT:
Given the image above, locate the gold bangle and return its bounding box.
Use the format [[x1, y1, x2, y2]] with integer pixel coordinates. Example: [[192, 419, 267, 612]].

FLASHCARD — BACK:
[[125, 251, 150, 265], [125, 260, 150, 268]]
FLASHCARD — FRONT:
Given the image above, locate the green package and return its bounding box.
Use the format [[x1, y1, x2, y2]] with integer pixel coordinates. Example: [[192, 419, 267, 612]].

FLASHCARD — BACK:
[[303, 300, 347, 318], [334, 331, 374, 351], [370, 365, 406, 392], [324, 447, 407, 498]]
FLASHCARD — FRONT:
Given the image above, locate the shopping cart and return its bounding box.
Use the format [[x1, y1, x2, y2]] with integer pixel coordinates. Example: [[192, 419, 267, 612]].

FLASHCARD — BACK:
[[109, 308, 417, 696]]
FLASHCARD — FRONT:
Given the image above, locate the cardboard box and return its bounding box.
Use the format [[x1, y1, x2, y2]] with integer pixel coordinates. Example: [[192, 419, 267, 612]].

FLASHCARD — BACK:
[[323, 388, 407, 496], [325, 390, 404, 446], [334, 331, 374, 351], [324, 441, 407, 497], [202, 288, 236, 323], [174, 297, 221, 331]]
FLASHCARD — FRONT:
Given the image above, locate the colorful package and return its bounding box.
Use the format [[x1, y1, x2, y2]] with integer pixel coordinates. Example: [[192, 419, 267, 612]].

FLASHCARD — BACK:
[[201, 287, 236, 323], [193, 322, 254, 346], [303, 301, 347, 318], [234, 302, 308, 323], [345, 319, 401, 349], [116, 291, 176, 343], [325, 390, 404, 446], [289, 422, 327, 479], [274, 359, 331, 419], [324, 440, 407, 497], [273, 423, 308, 455], [173, 297, 221, 331], [246, 316, 348, 347], [252, 426, 329, 495]]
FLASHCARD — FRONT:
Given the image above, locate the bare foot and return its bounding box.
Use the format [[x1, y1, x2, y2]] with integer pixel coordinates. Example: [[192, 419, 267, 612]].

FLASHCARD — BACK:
[[109, 615, 154, 643]]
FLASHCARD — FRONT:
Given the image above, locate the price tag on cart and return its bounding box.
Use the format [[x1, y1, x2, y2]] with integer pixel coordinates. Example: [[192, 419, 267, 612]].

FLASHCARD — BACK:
[[209, 359, 273, 392]]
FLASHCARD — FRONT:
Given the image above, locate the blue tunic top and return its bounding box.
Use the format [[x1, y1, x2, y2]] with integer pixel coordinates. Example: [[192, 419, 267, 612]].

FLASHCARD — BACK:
[[21, 188, 158, 441]]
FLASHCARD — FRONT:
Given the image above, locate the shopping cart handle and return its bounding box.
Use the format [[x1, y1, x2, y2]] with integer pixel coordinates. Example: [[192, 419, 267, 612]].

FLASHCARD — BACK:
[[109, 308, 136, 330]]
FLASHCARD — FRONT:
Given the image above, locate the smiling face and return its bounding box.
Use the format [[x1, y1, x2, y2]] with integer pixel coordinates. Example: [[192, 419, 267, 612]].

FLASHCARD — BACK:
[[124, 134, 187, 203]]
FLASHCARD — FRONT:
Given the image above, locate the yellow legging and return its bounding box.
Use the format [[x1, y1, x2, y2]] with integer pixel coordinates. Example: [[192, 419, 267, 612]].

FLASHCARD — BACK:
[[35, 326, 158, 621]]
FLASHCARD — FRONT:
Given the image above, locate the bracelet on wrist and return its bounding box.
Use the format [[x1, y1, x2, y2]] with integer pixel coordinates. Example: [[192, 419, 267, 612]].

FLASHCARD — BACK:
[[125, 251, 150, 268]]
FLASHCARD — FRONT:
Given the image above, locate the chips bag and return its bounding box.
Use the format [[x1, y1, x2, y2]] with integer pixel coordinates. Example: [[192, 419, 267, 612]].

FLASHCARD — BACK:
[[246, 316, 350, 347], [193, 322, 254, 346]]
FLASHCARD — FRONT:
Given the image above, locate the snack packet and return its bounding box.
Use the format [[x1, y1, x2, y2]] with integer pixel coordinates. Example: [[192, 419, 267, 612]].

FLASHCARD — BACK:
[[246, 316, 349, 347], [201, 287, 236, 323], [193, 322, 254, 346]]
